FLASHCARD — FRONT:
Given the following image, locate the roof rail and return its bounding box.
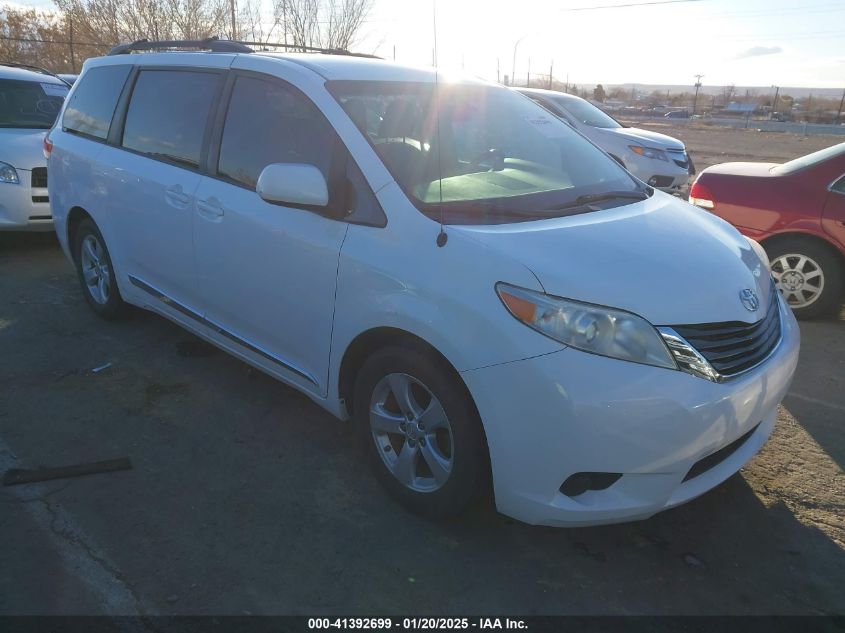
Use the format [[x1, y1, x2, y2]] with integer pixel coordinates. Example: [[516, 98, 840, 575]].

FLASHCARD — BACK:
[[240, 41, 380, 59], [0, 61, 72, 85], [107, 37, 379, 59], [108, 37, 253, 55]]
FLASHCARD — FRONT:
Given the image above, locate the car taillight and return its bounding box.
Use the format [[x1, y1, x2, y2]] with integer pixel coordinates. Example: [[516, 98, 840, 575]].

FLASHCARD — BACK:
[[43, 133, 53, 160], [689, 180, 715, 210]]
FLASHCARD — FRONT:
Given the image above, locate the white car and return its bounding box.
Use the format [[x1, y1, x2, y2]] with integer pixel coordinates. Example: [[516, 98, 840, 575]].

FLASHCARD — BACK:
[[48, 43, 798, 527], [0, 63, 69, 230], [519, 88, 693, 193]]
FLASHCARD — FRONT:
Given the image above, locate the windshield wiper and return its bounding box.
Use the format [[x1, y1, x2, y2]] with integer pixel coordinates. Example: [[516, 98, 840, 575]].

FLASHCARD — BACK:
[[550, 189, 649, 211]]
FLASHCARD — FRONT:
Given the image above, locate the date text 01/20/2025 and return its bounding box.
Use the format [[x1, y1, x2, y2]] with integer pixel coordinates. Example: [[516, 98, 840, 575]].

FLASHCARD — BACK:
[[307, 618, 528, 629]]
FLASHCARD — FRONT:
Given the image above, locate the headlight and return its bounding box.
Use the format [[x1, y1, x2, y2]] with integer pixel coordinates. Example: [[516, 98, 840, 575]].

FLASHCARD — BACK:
[[496, 283, 677, 370], [746, 237, 771, 274], [0, 161, 19, 184], [629, 146, 669, 162]]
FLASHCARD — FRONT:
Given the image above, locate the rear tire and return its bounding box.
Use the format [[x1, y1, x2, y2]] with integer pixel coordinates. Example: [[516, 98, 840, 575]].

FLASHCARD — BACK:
[[73, 218, 126, 320], [765, 236, 843, 319], [353, 345, 488, 519]]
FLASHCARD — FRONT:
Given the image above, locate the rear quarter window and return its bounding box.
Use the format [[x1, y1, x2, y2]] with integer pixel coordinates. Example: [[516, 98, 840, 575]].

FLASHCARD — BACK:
[[62, 65, 131, 140]]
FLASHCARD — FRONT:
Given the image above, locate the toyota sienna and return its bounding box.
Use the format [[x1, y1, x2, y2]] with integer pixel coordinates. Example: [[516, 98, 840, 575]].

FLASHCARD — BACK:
[[47, 41, 799, 526]]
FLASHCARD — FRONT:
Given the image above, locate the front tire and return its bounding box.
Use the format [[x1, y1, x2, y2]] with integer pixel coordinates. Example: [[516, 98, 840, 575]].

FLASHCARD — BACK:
[[73, 218, 126, 320], [353, 345, 488, 518], [766, 237, 843, 319]]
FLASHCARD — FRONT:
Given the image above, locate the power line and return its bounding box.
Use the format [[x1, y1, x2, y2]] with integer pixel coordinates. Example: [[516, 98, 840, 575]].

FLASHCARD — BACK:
[[561, 0, 706, 11], [0, 35, 109, 48]]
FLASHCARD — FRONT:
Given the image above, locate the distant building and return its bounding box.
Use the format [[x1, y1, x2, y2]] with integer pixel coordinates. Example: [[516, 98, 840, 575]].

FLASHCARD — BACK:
[[724, 102, 757, 114]]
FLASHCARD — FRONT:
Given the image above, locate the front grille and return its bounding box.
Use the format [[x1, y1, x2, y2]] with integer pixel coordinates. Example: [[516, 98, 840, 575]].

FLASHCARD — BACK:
[[31, 167, 48, 188], [683, 424, 758, 482], [671, 291, 781, 377]]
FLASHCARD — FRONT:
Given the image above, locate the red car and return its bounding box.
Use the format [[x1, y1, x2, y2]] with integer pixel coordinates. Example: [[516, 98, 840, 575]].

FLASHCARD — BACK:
[[689, 142, 845, 318]]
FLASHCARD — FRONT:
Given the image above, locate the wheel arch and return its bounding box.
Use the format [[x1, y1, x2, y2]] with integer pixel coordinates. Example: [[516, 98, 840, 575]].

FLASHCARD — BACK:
[[760, 230, 845, 266], [337, 326, 480, 425], [66, 205, 93, 253]]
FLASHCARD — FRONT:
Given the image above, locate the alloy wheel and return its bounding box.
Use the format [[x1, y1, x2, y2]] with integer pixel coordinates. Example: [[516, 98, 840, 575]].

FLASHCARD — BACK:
[[771, 253, 824, 309], [80, 234, 111, 305], [369, 373, 454, 493]]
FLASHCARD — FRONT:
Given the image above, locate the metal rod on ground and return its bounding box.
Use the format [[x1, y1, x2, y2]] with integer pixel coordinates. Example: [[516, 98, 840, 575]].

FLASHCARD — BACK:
[[3, 458, 132, 486]]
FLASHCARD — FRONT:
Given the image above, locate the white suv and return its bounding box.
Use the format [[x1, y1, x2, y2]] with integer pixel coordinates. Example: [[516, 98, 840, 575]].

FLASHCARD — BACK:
[[518, 88, 693, 193], [1, 63, 69, 230], [48, 42, 798, 526]]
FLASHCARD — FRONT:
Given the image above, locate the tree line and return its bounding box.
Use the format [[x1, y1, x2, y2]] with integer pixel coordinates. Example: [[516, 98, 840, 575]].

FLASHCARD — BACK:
[[0, 0, 373, 73]]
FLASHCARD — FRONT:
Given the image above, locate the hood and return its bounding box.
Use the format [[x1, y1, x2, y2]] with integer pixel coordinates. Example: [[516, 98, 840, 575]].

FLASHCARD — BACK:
[[701, 162, 778, 177], [0, 128, 49, 171], [451, 193, 773, 326], [602, 126, 685, 152]]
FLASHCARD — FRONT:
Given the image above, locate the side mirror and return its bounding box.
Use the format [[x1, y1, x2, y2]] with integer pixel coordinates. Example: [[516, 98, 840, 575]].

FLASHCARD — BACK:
[[256, 163, 329, 208]]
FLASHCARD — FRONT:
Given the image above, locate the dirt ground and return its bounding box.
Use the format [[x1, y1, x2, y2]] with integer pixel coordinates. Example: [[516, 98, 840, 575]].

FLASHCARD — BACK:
[[0, 125, 843, 617]]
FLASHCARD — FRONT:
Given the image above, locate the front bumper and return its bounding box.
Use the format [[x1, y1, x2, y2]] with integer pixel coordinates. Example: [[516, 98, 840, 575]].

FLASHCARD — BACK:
[[461, 295, 800, 527], [0, 169, 53, 231], [625, 156, 692, 192]]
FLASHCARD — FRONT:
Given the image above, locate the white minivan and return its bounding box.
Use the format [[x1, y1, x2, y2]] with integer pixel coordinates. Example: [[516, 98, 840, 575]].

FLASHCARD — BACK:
[[518, 88, 693, 193], [48, 42, 799, 527]]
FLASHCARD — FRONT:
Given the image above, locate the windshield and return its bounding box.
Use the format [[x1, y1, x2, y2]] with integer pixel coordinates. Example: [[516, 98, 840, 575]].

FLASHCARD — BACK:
[[0, 78, 68, 129], [771, 142, 845, 176], [552, 96, 621, 129], [328, 80, 643, 224]]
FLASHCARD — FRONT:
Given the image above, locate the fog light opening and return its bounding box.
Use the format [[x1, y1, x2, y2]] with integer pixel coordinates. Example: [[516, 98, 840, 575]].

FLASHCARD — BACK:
[[560, 472, 623, 497]]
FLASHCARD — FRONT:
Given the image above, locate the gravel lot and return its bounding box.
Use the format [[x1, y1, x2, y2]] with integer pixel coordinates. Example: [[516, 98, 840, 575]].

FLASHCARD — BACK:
[[1, 127, 843, 616]]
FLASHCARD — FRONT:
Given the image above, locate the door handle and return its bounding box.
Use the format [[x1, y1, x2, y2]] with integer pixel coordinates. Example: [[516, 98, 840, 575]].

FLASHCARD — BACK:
[[164, 185, 191, 208], [196, 197, 225, 219]]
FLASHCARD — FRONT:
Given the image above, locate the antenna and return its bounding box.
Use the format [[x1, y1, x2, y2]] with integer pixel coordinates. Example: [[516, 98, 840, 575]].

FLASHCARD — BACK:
[[432, 0, 447, 247]]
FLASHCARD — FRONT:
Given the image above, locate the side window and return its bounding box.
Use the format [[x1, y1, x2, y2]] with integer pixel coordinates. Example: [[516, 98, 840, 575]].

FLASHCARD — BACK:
[[122, 70, 219, 168], [217, 76, 335, 188], [62, 65, 130, 139], [832, 175, 845, 194]]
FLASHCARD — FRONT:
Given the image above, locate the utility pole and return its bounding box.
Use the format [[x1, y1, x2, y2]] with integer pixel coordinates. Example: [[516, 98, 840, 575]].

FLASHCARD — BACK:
[[68, 13, 76, 73], [771, 85, 780, 118], [692, 74, 703, 115], [836, 87, 845, 125], [549, 59, 553, 90], [282, 0, 288, 48], [526, 58, 531, 88], [393, 45, 396, 60], [497, 58, 500, 84], [230, 0, 237, 40]]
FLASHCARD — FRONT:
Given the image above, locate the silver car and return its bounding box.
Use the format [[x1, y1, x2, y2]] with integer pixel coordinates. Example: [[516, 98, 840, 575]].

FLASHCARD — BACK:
[[0, 63, 69, 231]]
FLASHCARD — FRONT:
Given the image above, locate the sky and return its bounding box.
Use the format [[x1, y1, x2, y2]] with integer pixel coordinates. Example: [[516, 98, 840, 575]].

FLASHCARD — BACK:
[[10, 0, 845, 89]]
